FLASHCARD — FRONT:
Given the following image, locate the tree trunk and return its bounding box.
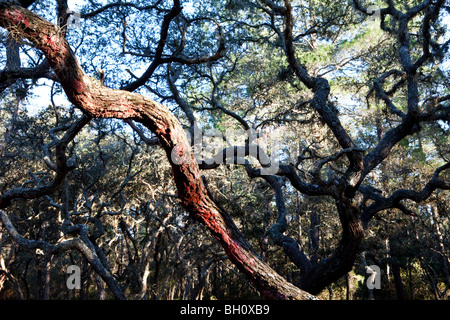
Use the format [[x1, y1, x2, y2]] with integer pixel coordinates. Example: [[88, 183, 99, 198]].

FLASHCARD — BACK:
[[298, 200, 364, 295], [43, 255, 52, 300], [389, 237, 406, 300], [431, 203, 450, 298], [308, 210, 320, 265]]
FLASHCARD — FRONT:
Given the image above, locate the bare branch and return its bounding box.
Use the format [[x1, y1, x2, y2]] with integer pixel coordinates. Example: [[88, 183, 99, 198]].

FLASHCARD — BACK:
[[125, 119, 161, 146], [81, 0, 165, 19], [311, 147, 365, 180], [0, 209, 127, 299], [121, 0, 182, 92], [361, 161, 450, 227], [258, 174, 313, 273], [371, 69, 407, 118], [0, 114, 91, 209]]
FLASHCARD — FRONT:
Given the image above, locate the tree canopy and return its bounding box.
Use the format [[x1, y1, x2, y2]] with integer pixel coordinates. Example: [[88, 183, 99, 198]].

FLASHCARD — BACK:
[[0, 0, 449, 300]]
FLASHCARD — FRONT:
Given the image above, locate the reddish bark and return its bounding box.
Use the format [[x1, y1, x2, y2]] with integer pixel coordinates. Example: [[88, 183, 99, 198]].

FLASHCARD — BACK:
[[0, 3, 316, 300]]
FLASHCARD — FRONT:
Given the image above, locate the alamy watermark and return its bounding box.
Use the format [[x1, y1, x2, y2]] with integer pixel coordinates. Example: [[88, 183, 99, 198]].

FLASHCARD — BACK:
[[365, 264, 381, 290], [66, 265, 81, 290], [366, 5, 381, 21], [67, 10, 81, 29]]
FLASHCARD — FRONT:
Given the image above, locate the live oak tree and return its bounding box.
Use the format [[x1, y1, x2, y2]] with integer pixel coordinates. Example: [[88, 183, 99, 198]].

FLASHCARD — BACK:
[[0, 0, 449, 300]]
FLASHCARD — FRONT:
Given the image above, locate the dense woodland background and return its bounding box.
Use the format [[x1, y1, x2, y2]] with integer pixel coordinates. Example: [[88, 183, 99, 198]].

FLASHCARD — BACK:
[[0, 0, 449, 300]]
